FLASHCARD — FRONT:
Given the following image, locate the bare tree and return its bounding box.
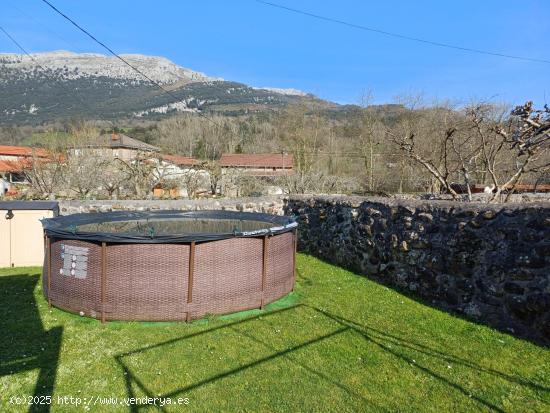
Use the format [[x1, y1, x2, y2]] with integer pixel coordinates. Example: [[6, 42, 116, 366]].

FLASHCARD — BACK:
[[96, 160, 127, 199], [386, 102, 463, 199], [489, 102, 550, 201], [354, 94, 391, 192], [21, 151, 64, 199], [116, 152, 172, 198], [202, 160, 222, 195], [153, 114, 240, 159], [62, 153, 109, 198], [181, 169, 203, 199], [389, 101, 550, 202], [278, 104, 328, 193]]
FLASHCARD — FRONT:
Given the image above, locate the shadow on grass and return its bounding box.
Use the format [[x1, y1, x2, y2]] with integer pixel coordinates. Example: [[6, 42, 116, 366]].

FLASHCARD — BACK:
[[115, 304, 385, 412], [322, 310, 550, 393], [114, 301, 548, 412], [312, 306, 550, 413], [297, 252, 550, 347], [0, 274, 62, 413]]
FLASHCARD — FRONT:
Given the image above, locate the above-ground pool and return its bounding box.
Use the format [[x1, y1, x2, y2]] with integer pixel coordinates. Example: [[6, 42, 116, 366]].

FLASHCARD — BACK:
[[41, 210, 297, 322]]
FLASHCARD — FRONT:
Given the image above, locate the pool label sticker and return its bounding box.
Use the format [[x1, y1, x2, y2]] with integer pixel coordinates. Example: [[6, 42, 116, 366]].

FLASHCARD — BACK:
[[60, 244, 89, 279]]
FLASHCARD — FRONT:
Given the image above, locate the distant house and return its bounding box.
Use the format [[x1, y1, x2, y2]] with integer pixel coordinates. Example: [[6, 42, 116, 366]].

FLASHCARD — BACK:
[[161, 154, 201, 168], [0, 145, 49, 196], [68, 133, 160, 161], [219, 153, 294, 177], [153, 154, 208, 198], [157, 154, 203, 180]]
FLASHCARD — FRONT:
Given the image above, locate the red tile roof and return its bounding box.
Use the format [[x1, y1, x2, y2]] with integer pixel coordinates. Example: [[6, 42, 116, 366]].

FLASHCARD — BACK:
[[0, 159, 25, 173], [161, 154, 201, 166], [219, 153, 293, 169], [0, 145, 49, 158]]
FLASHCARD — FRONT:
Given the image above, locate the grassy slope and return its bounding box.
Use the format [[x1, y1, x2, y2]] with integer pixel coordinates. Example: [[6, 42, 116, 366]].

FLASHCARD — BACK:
[[0, 255, 548, 412]]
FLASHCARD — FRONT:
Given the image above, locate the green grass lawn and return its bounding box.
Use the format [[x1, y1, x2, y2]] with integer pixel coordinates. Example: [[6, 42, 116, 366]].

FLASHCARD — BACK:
[[1, 255, 549, 412]]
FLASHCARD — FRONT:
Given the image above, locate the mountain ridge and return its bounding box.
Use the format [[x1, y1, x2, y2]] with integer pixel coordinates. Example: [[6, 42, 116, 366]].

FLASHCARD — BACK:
[[0, 50, 218, 84], [0, 50, 327, 124]]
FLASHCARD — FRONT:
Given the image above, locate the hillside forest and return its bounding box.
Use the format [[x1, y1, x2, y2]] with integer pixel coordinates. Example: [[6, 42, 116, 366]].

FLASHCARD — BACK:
[[1, 98, 549, 201]]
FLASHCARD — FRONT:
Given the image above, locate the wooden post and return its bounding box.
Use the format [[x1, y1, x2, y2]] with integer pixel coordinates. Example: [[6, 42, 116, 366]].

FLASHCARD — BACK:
[[186, 241, 195, 322], [292, 229, 298, 292], [260, 235, 268, 309], [43, 233, 47, 300], [46, 236, 52, 307], [101, 242, 107, 324]]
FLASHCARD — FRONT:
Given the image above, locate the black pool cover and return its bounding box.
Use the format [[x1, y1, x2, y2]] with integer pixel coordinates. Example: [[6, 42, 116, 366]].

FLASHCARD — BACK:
[[42, 210, 297, 243]]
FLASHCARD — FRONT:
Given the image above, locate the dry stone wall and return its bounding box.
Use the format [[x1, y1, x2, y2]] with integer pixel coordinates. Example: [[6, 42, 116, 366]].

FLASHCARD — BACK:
[[285, 195, 550, 345], [58, 197, 285, 216]]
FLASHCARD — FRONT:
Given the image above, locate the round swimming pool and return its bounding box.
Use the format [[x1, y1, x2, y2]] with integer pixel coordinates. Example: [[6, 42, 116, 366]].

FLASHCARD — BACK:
[[41, 210, 297, 322]]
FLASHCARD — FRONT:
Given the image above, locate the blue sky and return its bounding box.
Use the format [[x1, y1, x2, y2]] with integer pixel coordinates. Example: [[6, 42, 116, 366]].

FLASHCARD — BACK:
[[1, 0, 549, 106]]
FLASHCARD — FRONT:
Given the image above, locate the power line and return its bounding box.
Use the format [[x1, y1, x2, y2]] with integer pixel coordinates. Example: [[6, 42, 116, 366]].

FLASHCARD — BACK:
[[0, 25, 414, 161], [255, 0, 550, 65], [39, 0, 227, 129], [0, 25, 102, 116], [0, 26, 35, 62], [3, 2, 180, 118], [5, 1, 180, 116], [0, 26, 146, 121], [38, 0, 333, 128], [7, 0, 81, 53], [3, 2, 137, 115]]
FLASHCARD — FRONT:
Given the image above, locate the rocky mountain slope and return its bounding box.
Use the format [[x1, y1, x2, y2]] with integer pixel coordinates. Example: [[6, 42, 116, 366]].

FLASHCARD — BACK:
[[0, 50, 333, 124]]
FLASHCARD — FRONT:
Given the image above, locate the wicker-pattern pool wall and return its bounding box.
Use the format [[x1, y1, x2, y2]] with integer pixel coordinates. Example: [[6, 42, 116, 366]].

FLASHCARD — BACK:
[[42, 231, 296, 322]]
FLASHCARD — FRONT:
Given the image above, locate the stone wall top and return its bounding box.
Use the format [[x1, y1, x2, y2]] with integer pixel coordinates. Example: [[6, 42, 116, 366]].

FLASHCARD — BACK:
[[287, 194, 550, 212], [58, 197, 285, 216], [57, 194, 550, 217]]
